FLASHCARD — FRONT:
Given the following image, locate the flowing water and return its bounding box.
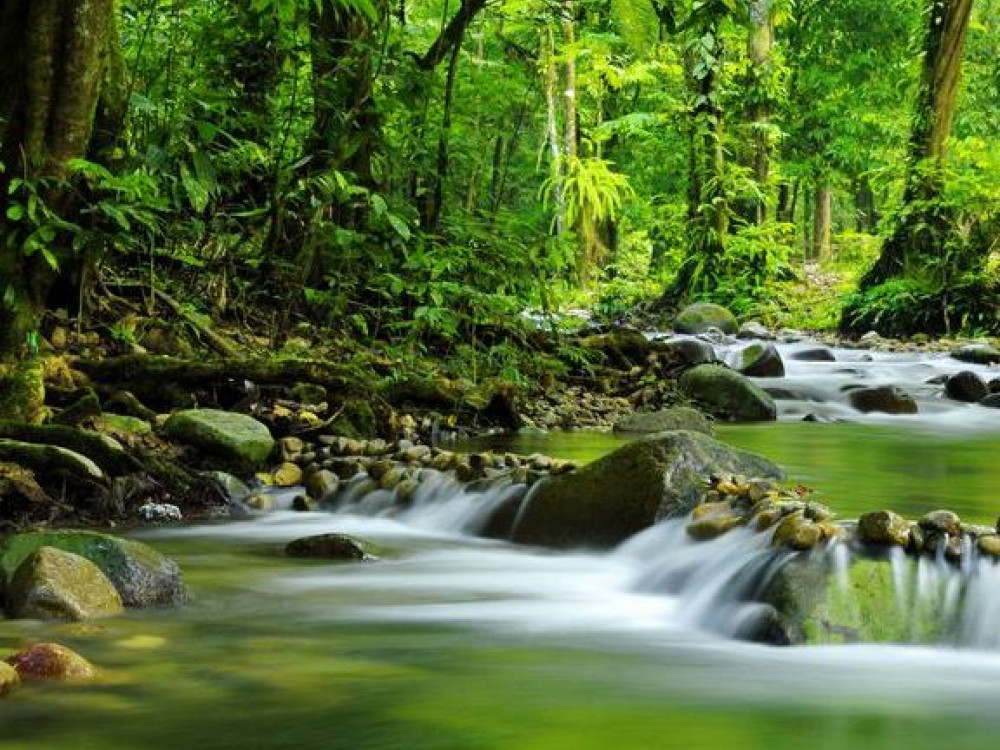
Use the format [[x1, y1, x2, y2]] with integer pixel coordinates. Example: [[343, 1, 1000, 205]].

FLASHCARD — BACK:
[[3, 337, 1000, 749]]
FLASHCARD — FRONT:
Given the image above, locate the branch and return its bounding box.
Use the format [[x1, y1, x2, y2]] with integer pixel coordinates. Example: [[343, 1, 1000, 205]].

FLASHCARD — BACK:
[[417, 0, 489, 71]]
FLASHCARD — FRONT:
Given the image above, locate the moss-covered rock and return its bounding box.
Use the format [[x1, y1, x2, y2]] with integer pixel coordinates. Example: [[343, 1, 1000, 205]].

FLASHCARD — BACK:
[[736, 343, 785, 378], [761, 554, 942, 645], [7, 547, 123, 621], [673, 303, 738, 335], [0, 360, 45, 424], [612, 407, 714, 436], [857, 510, 911, 547], [679, 365, 777, 422], [93, 413, 153, 437], [6, 643, 96, 682], [0, 661, 19, 695], [510, 431, 783, 549], [0, 439, 104, 480], [0, 530, 186, 608], [163, 409, 275, 469], [848, 386, 918, 415]]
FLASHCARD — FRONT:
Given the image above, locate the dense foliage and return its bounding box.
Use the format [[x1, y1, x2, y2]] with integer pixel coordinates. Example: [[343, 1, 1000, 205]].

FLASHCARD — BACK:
[[2, 0, 1000, 378]]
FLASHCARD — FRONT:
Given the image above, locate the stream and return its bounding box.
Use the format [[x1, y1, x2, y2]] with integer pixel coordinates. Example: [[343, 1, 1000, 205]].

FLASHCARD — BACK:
[[3, 337, 1000, 749]]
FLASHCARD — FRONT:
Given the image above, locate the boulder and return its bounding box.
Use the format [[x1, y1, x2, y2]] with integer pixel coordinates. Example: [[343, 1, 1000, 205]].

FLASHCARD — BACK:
[[305, 469, 339, 501], [272, 462, 303, 487], [736, 343, 785, 378], [6, 547, 123, 621], [285, 533, 368, 561], [661, 338, 718, 367], [510, 431, 784, 549], [944, 371, 988, 403], [679, 365, 777, 422], [980, 394, 1000, 409], [613, 407, 714, 436], [790, 347, 836, 362], [6, 643, 96, 682], [848, 386, 918, 415], [163, 409, 275, 469], [737, 322, 773, 340], [951, 343, 1000, 365], [673, 303, 738, 335], [0, 530, 186, 608], [760, 555, 938, 646]]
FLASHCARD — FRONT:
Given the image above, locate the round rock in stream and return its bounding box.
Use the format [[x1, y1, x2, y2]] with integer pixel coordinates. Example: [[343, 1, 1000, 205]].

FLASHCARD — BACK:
[[736, 343, 785, 378], [790, 347, 836, 363], [944, 371, 989, 403], [951, 343, 1000, 365], [285, 533, 368, 561], [679, 365, 777, 422], [857, 510, 910, 547], [848, 386, 918, 415]]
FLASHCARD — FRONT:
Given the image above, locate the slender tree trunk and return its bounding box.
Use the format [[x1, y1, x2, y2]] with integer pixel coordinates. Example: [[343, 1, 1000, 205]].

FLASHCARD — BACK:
[[424, 37, 464, 232], [747, 0, 774, 225], [542, 25, 565, 235], [812, 183, 833, 261], [854, 177, 878, 233], [859, 0, 974, 288]]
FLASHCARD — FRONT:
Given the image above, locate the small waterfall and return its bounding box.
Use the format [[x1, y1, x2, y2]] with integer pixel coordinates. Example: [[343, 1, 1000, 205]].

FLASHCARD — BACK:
[[323, 466, 1000, 650]]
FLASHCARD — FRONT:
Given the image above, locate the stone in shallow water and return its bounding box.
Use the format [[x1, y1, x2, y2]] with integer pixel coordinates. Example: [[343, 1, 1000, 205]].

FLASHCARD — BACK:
[[918, 509, 961, 536], [6, 643, 96, 682], [679, 365, 777, 423], [944, 371, 988, 403], [978, 535, 1000, 558], [848, 386, 918, 415], [7, 547, 123, 621], [951, 343, 1000, 365], [0, 662, 19, 695], [790, 347, 836, 362], [0, 530, 186, 608], [736, 343, 785, 378], [857, 510, 910, 547], [285, 533, 368, 561]]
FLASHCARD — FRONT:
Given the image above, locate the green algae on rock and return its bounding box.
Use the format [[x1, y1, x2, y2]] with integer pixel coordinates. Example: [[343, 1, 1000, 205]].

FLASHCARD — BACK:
[[0, 530, 186, 608], [7, 546, 123, 621], [163, 409, 275, 469]]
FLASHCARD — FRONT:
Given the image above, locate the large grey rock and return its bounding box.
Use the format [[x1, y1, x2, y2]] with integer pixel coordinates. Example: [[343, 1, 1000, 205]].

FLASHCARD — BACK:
[[510, 431, 784, 549], [737, 322, 773, 340], [736, 343, 785, 378], [0, 530, 186, 608], [662, 338, 718, 367], [679, 365, 777, 422], [613, 407, 713, 436], [673, 304, 738, 335], [163, 409, 275, 468]]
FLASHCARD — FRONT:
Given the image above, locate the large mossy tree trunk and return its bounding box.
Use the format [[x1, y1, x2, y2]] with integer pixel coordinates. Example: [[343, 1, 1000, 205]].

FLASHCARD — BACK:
[[859, 0, 974, 289], [0, 0, 117, 422]]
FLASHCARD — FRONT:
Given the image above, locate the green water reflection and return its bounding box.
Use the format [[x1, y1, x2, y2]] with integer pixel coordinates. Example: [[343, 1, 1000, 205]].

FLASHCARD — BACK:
[[2, 422, 1000, 749], [466, 422, 1000, 524]]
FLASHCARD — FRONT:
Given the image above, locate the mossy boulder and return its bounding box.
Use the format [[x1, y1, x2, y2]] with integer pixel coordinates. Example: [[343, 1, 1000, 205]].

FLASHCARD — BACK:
[[0, 530, 185, 608], [673, 303, 738, 335], [679, 365, 777, 422], [6, 547, 123, 621], [510, 431, 783, 549], [163, 409, 275, 469], [761, 555, 942, 646], [613, 407, 714, 436], [951, 343, 1000, 365], [0, 360, 45, 424], [736, 343, 785, 378]]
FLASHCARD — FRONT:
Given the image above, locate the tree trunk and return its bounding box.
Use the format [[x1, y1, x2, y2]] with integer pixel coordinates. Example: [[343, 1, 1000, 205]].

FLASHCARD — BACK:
[[747, 0, 774, 225], [0, 0, 116, 421], [859, 0, 974, 288], [543, 25, 565, 235], [812, 183, 833, 261], [423, 35, 464, 232], [854, 177, 878, 233]]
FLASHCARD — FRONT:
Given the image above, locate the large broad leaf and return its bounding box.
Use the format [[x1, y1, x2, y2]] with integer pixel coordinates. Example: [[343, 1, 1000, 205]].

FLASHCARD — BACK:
[[610, 0, 661, 54]]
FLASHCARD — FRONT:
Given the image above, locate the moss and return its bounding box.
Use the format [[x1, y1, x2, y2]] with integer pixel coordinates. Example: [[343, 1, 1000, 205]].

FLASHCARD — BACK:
[[0, 360, 45, 423]]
